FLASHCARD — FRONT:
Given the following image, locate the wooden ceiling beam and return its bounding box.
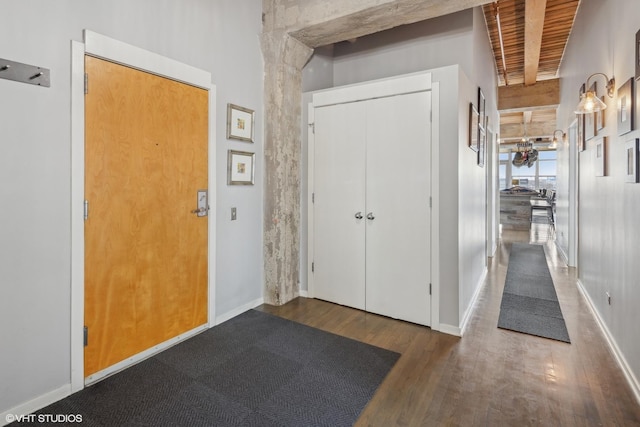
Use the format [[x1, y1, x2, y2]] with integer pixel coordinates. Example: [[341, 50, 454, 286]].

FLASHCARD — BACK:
[[500, 120, 557, 140], [498, 78, 560, 112], [524, 0, 547, 85]]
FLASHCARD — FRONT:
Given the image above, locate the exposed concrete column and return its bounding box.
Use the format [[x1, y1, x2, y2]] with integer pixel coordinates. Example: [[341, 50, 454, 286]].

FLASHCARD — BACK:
[[261, 30, 313, 305]]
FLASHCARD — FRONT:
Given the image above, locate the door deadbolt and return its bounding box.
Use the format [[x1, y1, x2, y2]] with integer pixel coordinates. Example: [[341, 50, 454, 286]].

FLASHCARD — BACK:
[[191, 190, 208, 217]]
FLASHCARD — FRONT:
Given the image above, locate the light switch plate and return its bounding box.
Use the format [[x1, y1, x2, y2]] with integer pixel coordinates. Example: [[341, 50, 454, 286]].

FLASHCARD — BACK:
[[231, 207, 237, 221]]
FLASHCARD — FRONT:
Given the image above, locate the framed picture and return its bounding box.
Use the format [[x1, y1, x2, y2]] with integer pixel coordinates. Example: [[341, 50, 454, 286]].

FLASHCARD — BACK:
[[585, 82, 596, 140], [636, 29, 640, 80], [468, 102, 479, 152], [226, 103, 255, 142], [594, 137, 606, 177], [577, 114, 585, 151], [635, 76, 640, 133], [478, 87, 486, 132], [478, 126, 486, 167], [578, 83, 586, 151], [618, 78, 634, 136], [596, 95, 606, 132], [227, 150, 255, 185], [625, 138, 640, 183]]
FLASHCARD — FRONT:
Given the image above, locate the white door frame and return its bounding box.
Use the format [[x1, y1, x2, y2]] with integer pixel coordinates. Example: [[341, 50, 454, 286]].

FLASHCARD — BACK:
[[306, 72, 440, 331], [568, 118, 579, 267], [70, 31, 217, 391]]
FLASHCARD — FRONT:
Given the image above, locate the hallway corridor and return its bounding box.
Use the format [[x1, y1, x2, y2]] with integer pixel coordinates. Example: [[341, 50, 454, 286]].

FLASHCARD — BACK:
[[259, 227, 640, 425]]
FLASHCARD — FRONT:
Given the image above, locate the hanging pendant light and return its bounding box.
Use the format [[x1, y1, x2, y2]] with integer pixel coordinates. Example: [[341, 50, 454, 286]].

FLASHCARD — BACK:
[[512, 117, 536, 168]]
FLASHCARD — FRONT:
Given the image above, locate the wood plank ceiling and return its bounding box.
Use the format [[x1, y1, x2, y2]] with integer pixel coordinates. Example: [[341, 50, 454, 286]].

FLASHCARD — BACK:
[[482, 0, 580, 146]]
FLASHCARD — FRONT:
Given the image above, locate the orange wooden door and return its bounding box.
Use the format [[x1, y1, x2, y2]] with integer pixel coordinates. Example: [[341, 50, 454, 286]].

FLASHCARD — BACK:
[[84, 56, 208, 377]]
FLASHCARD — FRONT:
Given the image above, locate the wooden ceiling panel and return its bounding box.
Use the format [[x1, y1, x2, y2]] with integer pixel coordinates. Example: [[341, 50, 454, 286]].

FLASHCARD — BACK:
[[483, 0, 579, 143], [484, 0, 578, 86]]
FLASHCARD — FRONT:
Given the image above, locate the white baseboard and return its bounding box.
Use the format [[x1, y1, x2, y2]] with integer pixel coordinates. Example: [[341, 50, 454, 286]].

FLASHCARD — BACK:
[[215, 297, 265, 325], [1, 384, 71, 427], [555, 241, 570, 266], [459, 267, 488, 337], [428, 266, 487, 338], [438, 323, 462, 337], [577, 279, 640, 406], [299, 290, 308, 298]]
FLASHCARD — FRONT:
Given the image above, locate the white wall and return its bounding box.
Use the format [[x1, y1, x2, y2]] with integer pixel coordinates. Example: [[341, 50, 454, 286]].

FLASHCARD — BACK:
[[473, 7, 500, 260], [302, 45, 335, 92], [456, 69, 488, 327], [0, 0, 264, 415], [301, 7, 498, 330], [332, 9, 474, 86], [555, 120, 578, 266], [457, 6, 498, 326], [432, 65, 464, 328], [557, 0, 640, 395]]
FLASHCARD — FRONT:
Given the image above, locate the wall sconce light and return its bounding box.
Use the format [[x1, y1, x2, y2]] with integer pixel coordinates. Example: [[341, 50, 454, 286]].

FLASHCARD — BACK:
[[549, 130, 565, 149], [575, 73, 615, 114]]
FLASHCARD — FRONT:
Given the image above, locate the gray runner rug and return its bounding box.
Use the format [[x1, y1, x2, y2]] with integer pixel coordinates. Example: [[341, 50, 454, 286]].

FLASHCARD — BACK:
[[498, 243, 570, 343]]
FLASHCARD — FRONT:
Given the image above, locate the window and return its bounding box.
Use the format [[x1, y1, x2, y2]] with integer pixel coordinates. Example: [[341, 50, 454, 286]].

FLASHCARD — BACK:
[[536, 150, 557, 191], [499, 153, 509, 190], [500, 150, 556, 191]]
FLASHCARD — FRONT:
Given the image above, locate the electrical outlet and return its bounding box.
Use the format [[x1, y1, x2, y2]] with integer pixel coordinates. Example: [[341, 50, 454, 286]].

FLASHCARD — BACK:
[[606, 292, 611, 305], [231, 207, 237, 221]]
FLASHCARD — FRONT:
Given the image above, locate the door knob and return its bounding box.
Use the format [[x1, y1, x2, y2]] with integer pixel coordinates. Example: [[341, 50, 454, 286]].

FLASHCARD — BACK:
[[191, 207, 207, 214], [355, 212, 363, 219], [367, 212, 375, 220]]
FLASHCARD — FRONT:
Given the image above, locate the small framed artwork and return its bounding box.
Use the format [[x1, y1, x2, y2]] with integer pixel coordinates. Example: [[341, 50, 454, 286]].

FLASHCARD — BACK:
[[578, 83, 586, 151], [625, 138, 640, 183], [617, 78, 634, 136], [636, 29, 640, 80], [478, 87, 486, 132], [585, 82, 596, 140], [468, 102, 479, 152], [227, 150, 255, 185], [594, 137, 606, 177], [568, 118, 578, 154], [477, 126, 486, 167], [635, 76, 640, 132], [577, 114, 585, 151], [226, 103, 255, 142], [596, 95, 606, 132]]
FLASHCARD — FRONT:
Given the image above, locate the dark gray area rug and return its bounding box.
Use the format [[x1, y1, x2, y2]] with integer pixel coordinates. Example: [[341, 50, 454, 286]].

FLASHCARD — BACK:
[[498, 243, 571, 343], [14, 310, 399, 427]]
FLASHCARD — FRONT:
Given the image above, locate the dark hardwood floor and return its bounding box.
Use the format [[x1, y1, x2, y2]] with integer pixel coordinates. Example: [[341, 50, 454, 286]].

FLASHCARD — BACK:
[[257, 226, 640, 426]]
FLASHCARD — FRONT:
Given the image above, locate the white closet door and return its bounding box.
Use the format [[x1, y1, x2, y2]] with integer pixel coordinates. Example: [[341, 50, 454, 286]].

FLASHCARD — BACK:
[[312, 103, 366, 310], [365, 91, 432, 326]]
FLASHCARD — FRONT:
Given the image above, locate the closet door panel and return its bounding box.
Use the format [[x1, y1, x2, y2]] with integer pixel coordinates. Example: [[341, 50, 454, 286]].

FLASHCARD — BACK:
[[365, 92, 432, 325], [313, 103, 366, 310]]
